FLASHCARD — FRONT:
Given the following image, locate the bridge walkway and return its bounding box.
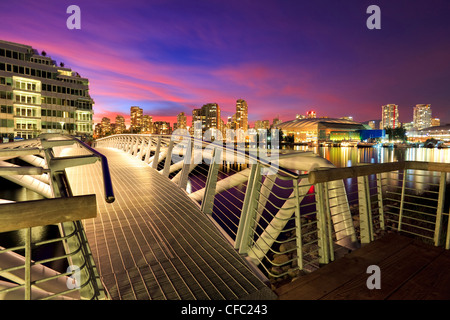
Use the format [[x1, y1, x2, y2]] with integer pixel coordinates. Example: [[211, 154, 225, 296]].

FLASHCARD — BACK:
[[61, 147, 276, 300]]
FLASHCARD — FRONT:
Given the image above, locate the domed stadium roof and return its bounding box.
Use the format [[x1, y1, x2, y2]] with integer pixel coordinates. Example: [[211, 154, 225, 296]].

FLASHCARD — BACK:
[[276, 118, 368, 131]]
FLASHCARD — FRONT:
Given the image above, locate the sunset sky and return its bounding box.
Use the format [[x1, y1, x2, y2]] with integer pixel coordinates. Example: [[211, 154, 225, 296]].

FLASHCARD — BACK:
[[2, 0, 450, 127]]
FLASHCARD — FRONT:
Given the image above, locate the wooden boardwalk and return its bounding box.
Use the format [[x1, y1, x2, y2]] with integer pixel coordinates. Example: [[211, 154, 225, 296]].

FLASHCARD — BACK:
[[62, 147, 276, 300], [276, 233, 450, 300]]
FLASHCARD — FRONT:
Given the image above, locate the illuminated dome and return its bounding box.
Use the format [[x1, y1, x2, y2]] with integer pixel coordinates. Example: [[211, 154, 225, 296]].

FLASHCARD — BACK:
[[275, 118, 368, 142]]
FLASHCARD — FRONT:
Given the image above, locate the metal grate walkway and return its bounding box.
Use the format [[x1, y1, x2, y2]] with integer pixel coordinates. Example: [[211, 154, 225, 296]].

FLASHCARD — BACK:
[[62, 147, 275, 300]]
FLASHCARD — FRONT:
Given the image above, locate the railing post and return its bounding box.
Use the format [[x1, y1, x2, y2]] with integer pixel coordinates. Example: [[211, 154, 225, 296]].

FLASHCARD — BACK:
[[144, 137, 153, 163], [238, 163, 262, 256], [358, 175, 374, 244], [152, 136, 162, 169], [201, 148, 222, 215], [137, 137, 146, 160], [315, 182, 330, 265], [293, 178, 303, 271], [178, 138, 192, 190], [398, 169, 407, 231], [376, 173, 385, 230], [162, 139, 174, 177], [127, 136, 134, 154], [234, 163, 258, 250], [434, 172, 446, 246], [25, 227, 32, 300], [132, 136, 140, 156]]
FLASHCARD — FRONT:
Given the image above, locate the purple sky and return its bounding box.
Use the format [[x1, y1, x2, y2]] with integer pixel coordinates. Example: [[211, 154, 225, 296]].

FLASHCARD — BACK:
[[2, 0, 450, 126]]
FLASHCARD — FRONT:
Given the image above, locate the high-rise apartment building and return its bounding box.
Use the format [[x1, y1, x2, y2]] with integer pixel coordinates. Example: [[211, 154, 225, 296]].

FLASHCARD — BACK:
[[0, 40, 94, 140], [192, 103, 221, 135], [130, 106, 143, 133], [272, 116, 282, 128], [235, 99, 248, 131], [142, 115, 153, 133], [100, 117, 111, 136], [153, 121, 170, 135], [177, 112, 187, 130], [114, 115, 126, 134], [381, 104, 400, 128], [413, 104, 432, 130]]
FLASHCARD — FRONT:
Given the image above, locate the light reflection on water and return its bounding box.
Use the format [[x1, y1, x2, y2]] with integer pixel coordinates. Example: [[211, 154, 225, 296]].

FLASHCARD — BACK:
[[288, 145, 450, 168]]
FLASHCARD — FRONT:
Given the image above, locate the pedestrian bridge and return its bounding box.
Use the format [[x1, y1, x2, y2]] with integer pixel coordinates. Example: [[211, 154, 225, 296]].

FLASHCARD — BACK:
[[0, 133, 450, 299]]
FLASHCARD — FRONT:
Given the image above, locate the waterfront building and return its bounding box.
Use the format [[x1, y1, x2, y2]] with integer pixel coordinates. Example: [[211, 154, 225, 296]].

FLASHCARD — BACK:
[[381, 104, 400, 129], [413, 104, 432, 130], [276, 117, 368, 143], [407, 124, 450, 142], [0, 40, 94, 140]]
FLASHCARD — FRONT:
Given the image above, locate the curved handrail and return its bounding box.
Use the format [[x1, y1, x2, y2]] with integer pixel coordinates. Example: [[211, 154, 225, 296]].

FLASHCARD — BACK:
[[96, 133, 300, 179], [71, 137, 115, 203]]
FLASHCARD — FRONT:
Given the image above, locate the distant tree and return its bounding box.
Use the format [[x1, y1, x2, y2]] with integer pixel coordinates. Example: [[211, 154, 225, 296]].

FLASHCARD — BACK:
[[385, 126, 407, 142]]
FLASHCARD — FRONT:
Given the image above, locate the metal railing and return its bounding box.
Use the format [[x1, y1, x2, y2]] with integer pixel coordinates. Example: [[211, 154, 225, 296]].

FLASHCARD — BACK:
[[0, 134, 113, 300], [95, 134, 450, 287]]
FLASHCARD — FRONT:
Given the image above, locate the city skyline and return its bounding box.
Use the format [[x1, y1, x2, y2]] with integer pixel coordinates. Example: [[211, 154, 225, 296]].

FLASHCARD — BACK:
[[1, 1, 450, 127]]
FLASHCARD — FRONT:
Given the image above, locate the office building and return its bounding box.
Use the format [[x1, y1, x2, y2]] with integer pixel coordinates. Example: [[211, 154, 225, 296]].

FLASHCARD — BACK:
[[0, 40, 94, 140]]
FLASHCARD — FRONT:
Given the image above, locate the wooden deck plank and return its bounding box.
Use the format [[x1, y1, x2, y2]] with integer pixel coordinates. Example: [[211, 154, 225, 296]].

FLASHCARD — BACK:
[[62, 146, 276, 300], [388, 250, 450, 300], [276, 233, 450, 300], [321, 240, 444, 300], [276, 233, 414, 300]]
